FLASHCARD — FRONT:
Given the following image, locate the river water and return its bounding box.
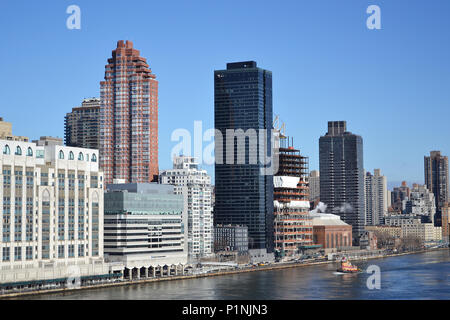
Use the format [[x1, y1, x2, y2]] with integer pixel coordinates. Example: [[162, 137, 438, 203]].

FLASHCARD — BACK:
[[19, 250, 450, 300]]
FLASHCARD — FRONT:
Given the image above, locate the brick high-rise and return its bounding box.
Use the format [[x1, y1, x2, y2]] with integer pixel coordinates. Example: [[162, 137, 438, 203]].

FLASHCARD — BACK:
[[100, 40, 159, 184]]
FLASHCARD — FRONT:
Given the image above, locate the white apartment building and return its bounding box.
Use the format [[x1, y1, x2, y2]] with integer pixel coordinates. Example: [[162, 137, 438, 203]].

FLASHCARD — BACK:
[[0, 138, 112, 287], [160, 156, 213, 260], [365, 169, 388, 226], [401, 223, 442, 242], [404, 184, 436, 224]]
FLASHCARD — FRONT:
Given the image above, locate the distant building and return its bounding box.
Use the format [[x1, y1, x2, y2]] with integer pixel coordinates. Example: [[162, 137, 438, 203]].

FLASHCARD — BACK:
[[391, 181, 411, 212], [365, 225, 402, 239], [311, 212, 352, 250], [401, 223, 442, 243], [160, 156, 213, 260], [214, 225, 248, 253], [359, 231, 378, 250], [404, 184, 436, 224], [65, 98, 100, 150], [365, 169, 388, 226], [104, 183, 188, 280], [441, 203, 449, 243], [424, 151, 449, 226], [319, 121, 365, 244], [0, 117, 28, 142], [308, 170, 320, 202], [384, 214, 423, 227], [32, 136, 63, 146]]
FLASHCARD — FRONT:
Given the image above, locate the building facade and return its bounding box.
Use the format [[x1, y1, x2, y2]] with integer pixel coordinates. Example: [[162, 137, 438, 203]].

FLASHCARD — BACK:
[[65, 98, 100, 150], [0, 118, 28, 142], [214, 224, 248, 253], [308, 170, 320, 203], [404, 184, 436, 224], [365, 169, 388, 226], [401, 223, 442, 243], [391, 181, 411, 213], [100, 40, 159, 185], [104, 183, 188, 279], [214, 61, 274, 254], [0, 138, 108, 285], [311, 212, 352, 250], [160, 156, 213, 260], [319, 121, 365, 244], [273, 136, 312, 257], [424, 151, 449, 226], [441, 203, 449, 243]]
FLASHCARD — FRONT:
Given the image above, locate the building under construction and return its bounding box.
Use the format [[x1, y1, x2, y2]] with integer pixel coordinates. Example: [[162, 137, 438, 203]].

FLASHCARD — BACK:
[[273, 134, 313, 258]]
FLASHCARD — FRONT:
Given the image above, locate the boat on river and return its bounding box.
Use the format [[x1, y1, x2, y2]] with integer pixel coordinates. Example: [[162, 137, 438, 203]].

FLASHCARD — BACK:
[[336, 257, 360, 273]]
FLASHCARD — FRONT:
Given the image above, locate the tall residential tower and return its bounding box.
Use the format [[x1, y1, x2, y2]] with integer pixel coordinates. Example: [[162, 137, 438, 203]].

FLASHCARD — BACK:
[[100, 40, 159, 185], [319, 121, 365, 244]]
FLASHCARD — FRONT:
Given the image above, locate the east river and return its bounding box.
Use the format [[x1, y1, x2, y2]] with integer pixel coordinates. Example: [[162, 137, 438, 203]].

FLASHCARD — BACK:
[[18, 249, 450, 300]]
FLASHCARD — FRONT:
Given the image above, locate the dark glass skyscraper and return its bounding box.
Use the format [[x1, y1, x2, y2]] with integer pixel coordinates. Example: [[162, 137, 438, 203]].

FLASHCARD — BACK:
[[424, 151, 449, 226], [319, 121, 365, 244], [214, 61, 274, 253]]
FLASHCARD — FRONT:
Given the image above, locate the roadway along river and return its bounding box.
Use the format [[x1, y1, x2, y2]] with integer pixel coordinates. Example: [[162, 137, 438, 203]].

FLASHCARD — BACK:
[[18, 249, 450, 300]]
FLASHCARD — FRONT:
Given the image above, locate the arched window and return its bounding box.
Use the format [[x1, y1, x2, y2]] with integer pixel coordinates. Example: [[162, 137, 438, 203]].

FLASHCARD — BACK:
[[59, 150, 64, 159], [92, 154, 97, 162], [78, 152, 84, 161], [69, 151, 74, 160], [15, 146, 22, 155], [3, 145, 10, 155], [27, 147, 33, 157]]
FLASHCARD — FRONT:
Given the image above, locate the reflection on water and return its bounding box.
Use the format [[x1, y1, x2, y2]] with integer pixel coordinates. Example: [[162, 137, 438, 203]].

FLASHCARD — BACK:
[[17, 250, 450, 300]]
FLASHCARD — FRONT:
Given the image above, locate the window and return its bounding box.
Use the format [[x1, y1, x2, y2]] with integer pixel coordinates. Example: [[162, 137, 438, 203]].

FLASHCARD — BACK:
[[59, 150, 64, 159], [3, 145, 10, 155], [27, 147, 33, 156], [92, 154, 97, 162], [2, 247, 10, 262], [69, 151, 74, 160], [15, 146, 22, 155], [14, 247, 22, 261], [78, 152, 84, 161], [86, 154, 89, 161]]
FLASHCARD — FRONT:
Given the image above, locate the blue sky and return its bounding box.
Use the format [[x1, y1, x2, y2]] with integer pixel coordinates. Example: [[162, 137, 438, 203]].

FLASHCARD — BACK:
[[0, 0, 449, 188]]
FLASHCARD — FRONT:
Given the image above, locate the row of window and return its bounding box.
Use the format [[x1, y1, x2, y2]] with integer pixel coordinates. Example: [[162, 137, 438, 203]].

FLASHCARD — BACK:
[[2, 145, 97, 163], [58, 150, 97, 162], [2, 145, 33, 156]]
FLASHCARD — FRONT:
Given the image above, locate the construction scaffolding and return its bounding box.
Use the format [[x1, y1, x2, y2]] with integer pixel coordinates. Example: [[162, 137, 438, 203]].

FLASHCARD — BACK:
[[273, 134, 313, 258]]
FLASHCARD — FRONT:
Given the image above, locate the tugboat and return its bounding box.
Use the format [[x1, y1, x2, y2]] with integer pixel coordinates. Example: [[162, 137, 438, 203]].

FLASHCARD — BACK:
[[336, 256, 360, 273]]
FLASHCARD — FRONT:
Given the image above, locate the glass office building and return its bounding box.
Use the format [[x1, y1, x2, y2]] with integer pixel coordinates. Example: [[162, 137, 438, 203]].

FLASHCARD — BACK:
[[214, 61, 274, 253]]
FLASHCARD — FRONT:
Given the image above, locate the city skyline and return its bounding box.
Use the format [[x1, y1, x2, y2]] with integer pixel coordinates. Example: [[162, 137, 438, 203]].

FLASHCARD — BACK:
[[1, 1, 450, 184]]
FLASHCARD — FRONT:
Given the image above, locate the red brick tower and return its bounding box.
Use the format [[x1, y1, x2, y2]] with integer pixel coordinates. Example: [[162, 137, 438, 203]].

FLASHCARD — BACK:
[[100, 40, 159, 184]]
